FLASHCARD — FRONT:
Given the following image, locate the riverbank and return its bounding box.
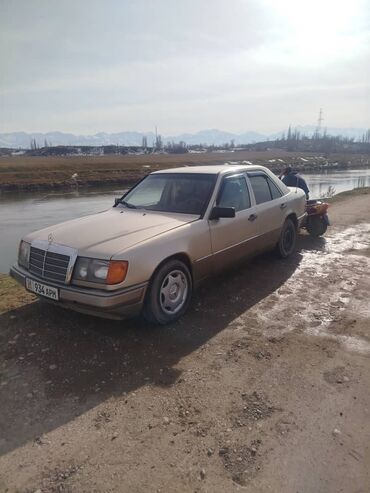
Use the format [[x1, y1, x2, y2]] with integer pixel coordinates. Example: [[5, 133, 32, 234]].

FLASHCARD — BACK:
[[1, 150, 369, 192], [0, 188, 369, 492]]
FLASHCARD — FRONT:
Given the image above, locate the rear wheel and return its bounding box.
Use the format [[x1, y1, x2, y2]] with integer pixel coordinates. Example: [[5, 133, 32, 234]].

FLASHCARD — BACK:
[[307, 216, 327, 237], [142, 259, 192, 325], [276, 218, 297, 258]]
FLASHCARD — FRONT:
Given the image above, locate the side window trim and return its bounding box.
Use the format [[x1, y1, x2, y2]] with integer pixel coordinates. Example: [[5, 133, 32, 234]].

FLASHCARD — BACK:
[[244, 173, 257, 207]]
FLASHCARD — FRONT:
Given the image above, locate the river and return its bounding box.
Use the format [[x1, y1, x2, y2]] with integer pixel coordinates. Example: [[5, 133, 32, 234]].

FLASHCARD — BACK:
[[1, 168, 370, 273]]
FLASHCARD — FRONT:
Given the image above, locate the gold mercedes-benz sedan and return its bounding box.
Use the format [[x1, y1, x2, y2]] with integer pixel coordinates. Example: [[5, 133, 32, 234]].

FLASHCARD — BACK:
[[10, 165, 306, 324]]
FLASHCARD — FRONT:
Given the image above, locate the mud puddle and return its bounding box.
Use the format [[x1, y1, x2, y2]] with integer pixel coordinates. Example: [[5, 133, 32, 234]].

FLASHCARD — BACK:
[[251, 224, 370, 353]]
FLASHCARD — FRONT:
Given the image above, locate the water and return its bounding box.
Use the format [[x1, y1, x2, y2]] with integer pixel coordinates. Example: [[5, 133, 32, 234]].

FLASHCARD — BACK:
[[0, 188, 125, 274], [1, 168, 370, 273], [304, 168, 370, 198]]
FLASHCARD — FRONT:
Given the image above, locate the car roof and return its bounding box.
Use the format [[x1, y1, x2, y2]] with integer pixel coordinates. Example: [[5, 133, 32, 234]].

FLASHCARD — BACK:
[[152, 164, 269, 176]]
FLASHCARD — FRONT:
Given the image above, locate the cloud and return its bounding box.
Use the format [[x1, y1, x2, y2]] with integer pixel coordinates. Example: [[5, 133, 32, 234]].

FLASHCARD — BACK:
[[1, 0, 369, 133]]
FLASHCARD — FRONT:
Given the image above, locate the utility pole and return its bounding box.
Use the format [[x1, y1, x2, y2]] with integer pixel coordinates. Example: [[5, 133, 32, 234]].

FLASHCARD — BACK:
[[315, 108, 324, 135]]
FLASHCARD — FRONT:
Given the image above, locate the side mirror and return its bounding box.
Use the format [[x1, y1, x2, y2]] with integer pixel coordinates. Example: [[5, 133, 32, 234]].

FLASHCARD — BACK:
[[209, 206, 236, 220], [114, 198, 121, 207]]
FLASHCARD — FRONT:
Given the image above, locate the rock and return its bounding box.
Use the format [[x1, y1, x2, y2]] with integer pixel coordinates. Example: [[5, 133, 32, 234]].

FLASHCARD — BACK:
[[163, 417, 170, 425], [49, 364, 57, 370], [343, 376, 350, 382], [333, 428, 341, 436], [207, 448, 214, 456], [112, 432, 119, 440], [200, 468, 206, 479], [251, 447, 257, 455], [33, 489, 42, 493]]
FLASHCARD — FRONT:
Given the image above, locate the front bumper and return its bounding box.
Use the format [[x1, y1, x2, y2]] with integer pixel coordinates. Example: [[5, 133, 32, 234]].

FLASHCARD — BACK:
[[10, 264, 148, 320]]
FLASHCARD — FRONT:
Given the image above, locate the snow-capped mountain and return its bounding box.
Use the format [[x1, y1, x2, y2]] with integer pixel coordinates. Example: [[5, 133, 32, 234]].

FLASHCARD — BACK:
[[0, 127, 367, 149]]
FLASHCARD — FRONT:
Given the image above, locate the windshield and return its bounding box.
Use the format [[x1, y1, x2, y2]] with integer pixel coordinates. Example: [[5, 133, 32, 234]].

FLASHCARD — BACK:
[[120, 173, 216, 215]]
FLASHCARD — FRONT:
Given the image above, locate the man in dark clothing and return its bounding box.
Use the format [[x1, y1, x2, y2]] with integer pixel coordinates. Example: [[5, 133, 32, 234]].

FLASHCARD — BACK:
[[280, 166, 310, 199]]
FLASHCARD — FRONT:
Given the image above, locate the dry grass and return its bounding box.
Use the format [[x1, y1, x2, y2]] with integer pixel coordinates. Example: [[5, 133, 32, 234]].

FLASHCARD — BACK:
[[0, 151, 367, 191], [0, 275, 35, 314], [329, 186, 370, 203]]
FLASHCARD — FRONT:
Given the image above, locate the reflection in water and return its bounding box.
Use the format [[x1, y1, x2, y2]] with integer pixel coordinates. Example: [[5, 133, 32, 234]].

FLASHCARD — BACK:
[[1, 168, 370, 273]]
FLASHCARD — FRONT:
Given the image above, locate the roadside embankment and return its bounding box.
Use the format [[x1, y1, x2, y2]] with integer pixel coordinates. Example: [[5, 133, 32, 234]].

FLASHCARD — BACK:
[[0, 151, 368, 192]]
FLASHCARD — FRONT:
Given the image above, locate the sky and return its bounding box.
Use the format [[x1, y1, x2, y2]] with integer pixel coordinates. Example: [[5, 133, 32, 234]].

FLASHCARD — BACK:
[[1, 0, 369, 134]]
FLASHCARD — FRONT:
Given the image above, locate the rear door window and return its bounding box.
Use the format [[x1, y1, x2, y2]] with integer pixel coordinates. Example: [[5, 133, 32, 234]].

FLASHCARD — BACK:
[[249, 174, 282, 204], [249, 175, 272, 204], [267, 177, 283, 199]]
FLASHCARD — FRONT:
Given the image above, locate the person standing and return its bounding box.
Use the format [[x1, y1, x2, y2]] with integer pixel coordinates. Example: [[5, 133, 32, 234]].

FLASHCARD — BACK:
[[280, 166, 310, 199]]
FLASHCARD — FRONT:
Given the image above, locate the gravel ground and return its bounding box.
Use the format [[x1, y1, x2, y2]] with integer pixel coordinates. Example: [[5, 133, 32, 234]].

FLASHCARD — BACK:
[[0, 191, 369, 493]]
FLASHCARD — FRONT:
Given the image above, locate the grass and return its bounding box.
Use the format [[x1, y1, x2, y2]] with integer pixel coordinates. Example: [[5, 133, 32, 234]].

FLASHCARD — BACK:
[[0, 274, 35, 314]]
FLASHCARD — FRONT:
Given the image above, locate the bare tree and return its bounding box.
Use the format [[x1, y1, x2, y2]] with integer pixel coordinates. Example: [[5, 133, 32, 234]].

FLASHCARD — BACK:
[[155, 134, 163, 150]]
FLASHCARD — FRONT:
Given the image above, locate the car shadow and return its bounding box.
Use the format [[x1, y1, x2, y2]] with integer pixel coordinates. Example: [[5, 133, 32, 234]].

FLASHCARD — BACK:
[[0, 234, 323, 455]]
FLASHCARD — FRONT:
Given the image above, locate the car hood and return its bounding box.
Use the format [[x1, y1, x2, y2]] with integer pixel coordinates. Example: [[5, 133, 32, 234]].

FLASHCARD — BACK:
[[25, 208, 198, 258]]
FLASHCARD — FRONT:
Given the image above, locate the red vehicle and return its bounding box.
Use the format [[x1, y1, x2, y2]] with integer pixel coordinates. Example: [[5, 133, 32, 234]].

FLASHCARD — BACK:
[[301, 199, 330, 237]]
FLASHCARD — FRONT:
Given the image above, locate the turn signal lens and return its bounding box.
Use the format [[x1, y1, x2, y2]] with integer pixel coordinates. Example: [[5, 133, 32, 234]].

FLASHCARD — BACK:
[[107, 261, 128, 285], [18, 240, 31, 269]]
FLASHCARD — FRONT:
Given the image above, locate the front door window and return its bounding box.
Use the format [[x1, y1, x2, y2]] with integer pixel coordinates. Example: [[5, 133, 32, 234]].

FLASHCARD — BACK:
[[217, 175, 251, 212]]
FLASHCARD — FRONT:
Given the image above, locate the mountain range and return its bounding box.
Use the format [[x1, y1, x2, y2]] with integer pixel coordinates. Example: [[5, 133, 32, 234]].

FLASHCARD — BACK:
[[0, 126, 367, 148]]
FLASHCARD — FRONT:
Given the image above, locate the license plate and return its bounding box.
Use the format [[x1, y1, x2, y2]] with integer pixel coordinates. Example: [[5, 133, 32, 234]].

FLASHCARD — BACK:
[[26, 278, 59, 301]]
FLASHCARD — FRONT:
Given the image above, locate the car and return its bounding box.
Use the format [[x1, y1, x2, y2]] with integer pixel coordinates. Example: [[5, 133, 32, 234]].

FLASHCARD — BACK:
[[10, 165, 306, 324]]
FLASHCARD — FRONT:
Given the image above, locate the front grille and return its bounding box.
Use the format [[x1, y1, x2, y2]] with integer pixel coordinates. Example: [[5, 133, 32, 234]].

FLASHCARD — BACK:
[[29, 246, 70, 283]]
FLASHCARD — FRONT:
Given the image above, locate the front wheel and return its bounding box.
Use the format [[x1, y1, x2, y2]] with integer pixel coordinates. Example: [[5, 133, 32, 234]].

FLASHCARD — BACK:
[[306, 216, 328, 237], [142, 259, 192, 325], [276, 218, 297, 258]]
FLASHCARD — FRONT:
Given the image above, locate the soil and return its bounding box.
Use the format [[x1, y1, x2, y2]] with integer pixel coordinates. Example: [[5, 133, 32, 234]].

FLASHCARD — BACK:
[[0, 190, 369, 493]]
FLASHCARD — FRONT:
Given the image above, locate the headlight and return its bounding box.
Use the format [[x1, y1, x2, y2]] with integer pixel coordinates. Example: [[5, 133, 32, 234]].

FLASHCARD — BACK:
[[73, 258, 128, 285], [18, 241, 31, 269]]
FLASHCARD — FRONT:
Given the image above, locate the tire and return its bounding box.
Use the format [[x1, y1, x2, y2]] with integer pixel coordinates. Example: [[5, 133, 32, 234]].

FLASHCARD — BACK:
[[142, 259, 193, 325], [306, 216, 328, 237], [276, 218, 297, 258]]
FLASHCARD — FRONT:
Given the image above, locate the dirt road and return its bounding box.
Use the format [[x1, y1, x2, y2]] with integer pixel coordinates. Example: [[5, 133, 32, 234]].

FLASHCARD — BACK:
[[0, 191, 369, 492]]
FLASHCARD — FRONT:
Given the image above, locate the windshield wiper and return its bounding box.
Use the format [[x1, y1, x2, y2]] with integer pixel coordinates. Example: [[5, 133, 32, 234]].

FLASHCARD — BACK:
[[119, 199, 137, 209]]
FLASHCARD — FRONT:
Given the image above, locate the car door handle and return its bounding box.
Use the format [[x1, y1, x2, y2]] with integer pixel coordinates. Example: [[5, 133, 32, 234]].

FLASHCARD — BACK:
[[280, 203, 287, 209], [248, 214, 258, 221]]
